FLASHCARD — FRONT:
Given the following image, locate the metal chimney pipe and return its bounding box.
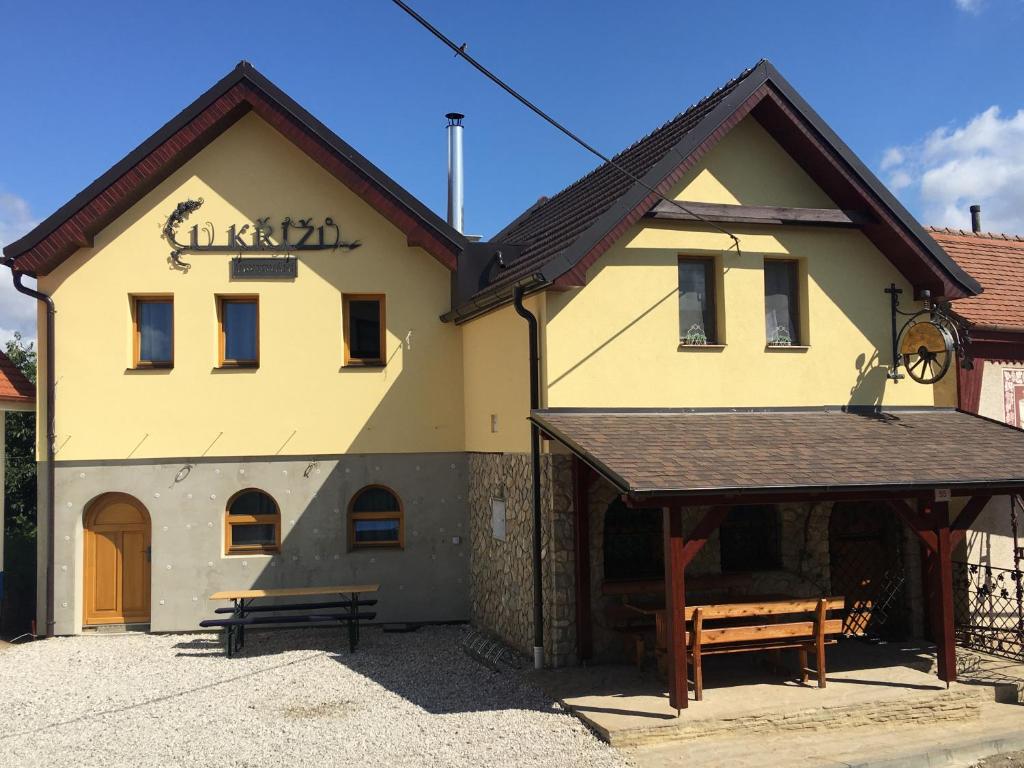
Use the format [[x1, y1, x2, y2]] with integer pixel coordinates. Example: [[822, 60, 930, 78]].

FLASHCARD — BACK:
[[970, 204, 982, 234], [446, 112, 464, 233]]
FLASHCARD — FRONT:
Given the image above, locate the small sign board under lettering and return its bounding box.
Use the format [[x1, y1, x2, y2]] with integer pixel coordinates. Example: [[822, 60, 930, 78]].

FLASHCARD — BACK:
[[934, 488, 951, 502], [230, 257, 297, 279]]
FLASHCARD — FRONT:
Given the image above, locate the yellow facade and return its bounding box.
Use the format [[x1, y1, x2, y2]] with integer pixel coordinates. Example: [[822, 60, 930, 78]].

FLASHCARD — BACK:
[[39, 113, 464, 461], [42, 112, 948, 462], [463, 117, 943, 452]]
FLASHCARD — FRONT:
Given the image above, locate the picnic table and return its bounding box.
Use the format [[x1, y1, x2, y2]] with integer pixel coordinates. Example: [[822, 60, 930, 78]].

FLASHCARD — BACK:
[[202, 584, 379, 658]]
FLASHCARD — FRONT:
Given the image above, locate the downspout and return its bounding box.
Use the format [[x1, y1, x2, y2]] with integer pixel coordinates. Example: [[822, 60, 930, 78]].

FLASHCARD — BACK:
[[6, 264, 55, 638], [513, 285, 544, 670]]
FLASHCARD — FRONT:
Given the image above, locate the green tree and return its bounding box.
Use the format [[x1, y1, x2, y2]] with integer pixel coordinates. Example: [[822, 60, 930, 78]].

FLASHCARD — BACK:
[[2, 331, 37, 636]]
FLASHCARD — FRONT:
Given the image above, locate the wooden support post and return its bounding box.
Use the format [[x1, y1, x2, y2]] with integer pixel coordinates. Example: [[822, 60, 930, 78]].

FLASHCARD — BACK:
[[663, 505, 687, 713], [571, 456, 592, 662], [933, 502, 957, 686]]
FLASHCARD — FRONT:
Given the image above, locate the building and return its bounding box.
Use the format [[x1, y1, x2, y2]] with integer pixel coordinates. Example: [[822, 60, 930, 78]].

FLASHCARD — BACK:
[[6, 59, 1024, 709], [932, 221, 1024, 573], [0, 349, 36, 624], [930, 221, 1024, 661]]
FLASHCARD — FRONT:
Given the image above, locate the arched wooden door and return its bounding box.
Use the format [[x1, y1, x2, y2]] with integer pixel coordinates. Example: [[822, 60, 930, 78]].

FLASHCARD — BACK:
[[84, 493, 151, 625]]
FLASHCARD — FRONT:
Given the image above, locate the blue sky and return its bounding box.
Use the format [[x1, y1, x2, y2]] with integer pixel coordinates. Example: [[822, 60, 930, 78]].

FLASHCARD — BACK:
[[1, 0, 1022, 341]]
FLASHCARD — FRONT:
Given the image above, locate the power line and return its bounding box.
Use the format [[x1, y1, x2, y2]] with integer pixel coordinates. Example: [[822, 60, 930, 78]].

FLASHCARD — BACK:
[[390, 0, 742, 255]]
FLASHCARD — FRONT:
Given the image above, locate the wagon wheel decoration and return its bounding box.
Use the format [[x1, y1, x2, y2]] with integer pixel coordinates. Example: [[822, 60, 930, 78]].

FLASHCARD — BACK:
[[898, 318, 955, 384]]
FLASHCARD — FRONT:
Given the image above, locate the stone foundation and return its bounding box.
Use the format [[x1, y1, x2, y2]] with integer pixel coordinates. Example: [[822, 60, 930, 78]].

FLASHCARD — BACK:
[[467, 452, 577, 667]]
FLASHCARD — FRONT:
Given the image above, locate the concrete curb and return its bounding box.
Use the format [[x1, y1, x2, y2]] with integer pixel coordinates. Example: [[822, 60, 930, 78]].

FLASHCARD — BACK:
[[844, 730, 1024, 768]]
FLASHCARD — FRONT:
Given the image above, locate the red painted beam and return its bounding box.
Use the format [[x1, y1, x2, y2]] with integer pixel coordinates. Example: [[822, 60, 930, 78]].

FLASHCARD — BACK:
[[934, 508, 957, 685], [681, 506, 729, 569], [888, 499, 938, 552], [663, 506, 688, 713]]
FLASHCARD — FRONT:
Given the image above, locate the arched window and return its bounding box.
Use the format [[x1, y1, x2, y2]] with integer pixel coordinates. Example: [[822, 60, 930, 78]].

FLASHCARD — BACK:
[[349, 485, 403, 550], [225, 489, 280, 555]]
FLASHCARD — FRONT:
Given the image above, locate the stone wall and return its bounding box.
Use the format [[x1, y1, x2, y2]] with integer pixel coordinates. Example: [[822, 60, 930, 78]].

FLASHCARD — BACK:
[[470, 461, 930, 668], [586, 474, 833, 661], [467, 452, 577, 667]]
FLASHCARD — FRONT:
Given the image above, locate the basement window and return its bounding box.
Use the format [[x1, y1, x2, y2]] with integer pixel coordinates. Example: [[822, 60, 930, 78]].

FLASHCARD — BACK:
[[343, 294, 386, 366], [225, 489, 280, 555], [349, 485, 404, 549]]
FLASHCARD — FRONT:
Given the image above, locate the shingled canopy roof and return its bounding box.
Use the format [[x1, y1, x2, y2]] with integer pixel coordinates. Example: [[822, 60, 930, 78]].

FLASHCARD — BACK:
[[0, 350, 35, 406], [446, 60, 980, 321], [531, 407, 1024, 500], [930, 227, 1024, 332]]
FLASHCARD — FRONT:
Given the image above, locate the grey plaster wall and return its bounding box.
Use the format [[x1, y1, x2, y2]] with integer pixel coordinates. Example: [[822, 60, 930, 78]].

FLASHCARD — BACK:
[[52, 453, 470, 634]]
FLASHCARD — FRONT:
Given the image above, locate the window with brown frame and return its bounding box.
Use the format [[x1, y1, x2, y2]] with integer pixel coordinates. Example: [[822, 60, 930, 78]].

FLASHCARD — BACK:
[[348, 485, 403, 549], [678, 258, 718, 345], [764, 260, 800, 346], [225, 489, 280, 555], [217, 296, 259, 367], [342, 294, 386, 366], [132, 296, 174, 368]]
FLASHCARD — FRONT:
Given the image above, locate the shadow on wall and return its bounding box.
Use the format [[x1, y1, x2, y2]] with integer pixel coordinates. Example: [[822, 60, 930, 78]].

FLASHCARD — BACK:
[[544, 229, 898, 409], [46, 116, 463, 461]]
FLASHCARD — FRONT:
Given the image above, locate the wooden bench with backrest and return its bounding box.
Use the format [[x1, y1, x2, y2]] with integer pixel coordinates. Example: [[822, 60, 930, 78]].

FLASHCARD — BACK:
[[657, 596, 845, 700], [602, 575, 756, 666]]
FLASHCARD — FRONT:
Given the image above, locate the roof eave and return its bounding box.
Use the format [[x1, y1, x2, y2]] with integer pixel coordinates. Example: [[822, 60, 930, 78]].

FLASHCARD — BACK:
[[4, 61, 467, 274]]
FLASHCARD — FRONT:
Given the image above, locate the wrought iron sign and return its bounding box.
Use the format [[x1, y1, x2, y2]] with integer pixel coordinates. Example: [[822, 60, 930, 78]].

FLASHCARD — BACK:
[[163, 198, 361, 269], [885, 283, 972, 384]]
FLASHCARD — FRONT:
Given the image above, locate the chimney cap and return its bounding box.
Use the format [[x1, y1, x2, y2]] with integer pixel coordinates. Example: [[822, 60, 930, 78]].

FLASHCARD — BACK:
[[446, 112, 465, 125]]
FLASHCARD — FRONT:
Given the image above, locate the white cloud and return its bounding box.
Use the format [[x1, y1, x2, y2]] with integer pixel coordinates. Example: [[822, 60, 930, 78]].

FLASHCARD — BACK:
[[955, 0, 984, 12], [880, 147, 905, 171], [0, 190, 39, 344], [881, 106, 1024, 233]]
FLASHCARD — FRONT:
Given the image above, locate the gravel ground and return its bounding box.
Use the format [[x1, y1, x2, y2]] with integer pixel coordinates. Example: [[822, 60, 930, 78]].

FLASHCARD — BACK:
[[973, 752, 1024, 768], [0, 626, 629, 768]]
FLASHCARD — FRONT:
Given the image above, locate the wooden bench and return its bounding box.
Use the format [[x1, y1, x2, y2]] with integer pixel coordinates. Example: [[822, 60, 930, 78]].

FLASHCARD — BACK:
[[657, 597, 845, 700], [202, 585, 379, 658]]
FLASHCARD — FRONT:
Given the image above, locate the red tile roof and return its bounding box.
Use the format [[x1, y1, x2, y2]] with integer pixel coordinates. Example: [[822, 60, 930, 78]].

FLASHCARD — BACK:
[[930, 227, 1024, 331], [0, 350, 35, 405]]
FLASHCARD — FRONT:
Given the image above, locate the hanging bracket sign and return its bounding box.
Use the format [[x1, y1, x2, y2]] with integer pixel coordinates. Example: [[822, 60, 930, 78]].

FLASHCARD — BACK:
[[163, 198, 361, 269]]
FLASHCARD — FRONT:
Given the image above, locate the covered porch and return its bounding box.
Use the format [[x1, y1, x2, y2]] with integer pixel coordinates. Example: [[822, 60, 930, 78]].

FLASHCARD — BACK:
[[531, 406, 1024, 715]]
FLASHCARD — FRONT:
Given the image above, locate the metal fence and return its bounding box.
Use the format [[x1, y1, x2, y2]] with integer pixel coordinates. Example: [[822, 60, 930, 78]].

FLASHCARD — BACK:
[[953, 560, 1024, 662]]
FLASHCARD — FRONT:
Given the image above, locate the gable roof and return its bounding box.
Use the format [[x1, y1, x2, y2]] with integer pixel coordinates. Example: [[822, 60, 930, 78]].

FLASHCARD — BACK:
[[2, 62, 467, 277], [0, 350, 35, 405], [931, 227, 1024, 332], [446, 59, 980, 322]]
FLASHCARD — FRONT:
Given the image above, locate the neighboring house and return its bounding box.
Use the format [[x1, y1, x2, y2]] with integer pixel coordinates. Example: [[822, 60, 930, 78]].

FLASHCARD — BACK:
[[931, 223, 1024, 575], [0, 350, 36, 623], [5, 59, 1024, 708]]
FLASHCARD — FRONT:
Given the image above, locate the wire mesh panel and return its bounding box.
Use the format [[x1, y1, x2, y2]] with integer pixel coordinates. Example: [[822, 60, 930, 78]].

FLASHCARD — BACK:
[[954, 561, 1024, 662], [829, 502, 909, 638]]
